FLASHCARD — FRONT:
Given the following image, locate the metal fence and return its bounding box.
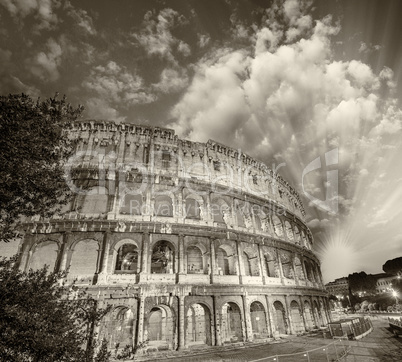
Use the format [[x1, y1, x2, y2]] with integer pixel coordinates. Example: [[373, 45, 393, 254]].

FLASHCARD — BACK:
[[250, 339, 350, 362]]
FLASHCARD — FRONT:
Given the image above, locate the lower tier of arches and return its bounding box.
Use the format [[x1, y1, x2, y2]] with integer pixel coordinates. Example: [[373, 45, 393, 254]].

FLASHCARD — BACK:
[[95, 285, 331, 353]]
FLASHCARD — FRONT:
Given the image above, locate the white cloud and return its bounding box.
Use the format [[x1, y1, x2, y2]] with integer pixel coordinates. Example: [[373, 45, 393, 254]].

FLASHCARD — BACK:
[[29, 38, 62, 81], [152, 68, 188, 94], [1, 0, 60, 31], [83, 61, 155, 105], [134, 8, 190, 65]]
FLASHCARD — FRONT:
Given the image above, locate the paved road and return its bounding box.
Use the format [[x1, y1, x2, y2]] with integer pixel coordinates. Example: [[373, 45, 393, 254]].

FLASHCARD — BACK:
[[137, 318, 402, 362]]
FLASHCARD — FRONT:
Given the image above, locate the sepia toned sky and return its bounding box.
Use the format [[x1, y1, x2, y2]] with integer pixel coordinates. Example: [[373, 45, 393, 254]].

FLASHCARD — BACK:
[[1, 0, 402, 282]]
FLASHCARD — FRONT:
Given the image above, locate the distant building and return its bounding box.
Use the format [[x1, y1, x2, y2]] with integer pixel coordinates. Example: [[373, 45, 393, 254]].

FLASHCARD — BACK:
[[325, 277, 349, 296], [373, 273, 396, 293]]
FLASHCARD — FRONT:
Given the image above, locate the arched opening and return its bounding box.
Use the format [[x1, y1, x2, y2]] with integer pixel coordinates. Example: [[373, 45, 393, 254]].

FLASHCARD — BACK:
[[186, 303, 212, 346], [187, 246, 203, 274], [80, 186, 109, 214], [235, 203, 246, 228], [294, 226, 301, 244], [151, 240, 175, 274], [68, 239, 98, 280], [320, 301, 328, 325], [243, 252, 252, 276], [221, 302, 243, 343], [304, 261, 314, 282], [185, 198, 200, 219], [216, 245, 236, 275], [120, 193, 142, 215], [273, 301, 288, 335], [303, 301, 315, 329], [109, 307, 135, 348], [115, 243, 139, 273], [29, 240, 59, 272], [294, 256, 304, 279], [146, 305, 174, 349], [243, 251, 260, 276], [284, 221, 294, 241], [290, 301, 304, 334], [272, 215, 283, 237], [250, 302, 268, 339], [264, 252, 278, 278], [313, 301, 323, 327], [154, 195, 173, 217], [280, 253, 294, 279], [211, 198, 230, 225]]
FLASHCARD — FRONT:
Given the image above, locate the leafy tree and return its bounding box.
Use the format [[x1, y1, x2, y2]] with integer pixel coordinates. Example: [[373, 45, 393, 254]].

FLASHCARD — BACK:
[[348, 272, 377, 295], [0, 93, 83, 242], [0, 257, 110, 361], [382, 257, 402, 276]]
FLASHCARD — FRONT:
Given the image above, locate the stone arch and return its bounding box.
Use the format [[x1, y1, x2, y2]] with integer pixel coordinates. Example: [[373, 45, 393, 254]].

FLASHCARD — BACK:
[[319, 299, 328, 325], [221, 302, 244, 343], [154, 195, 173, 217], [313, 300, 323, 327], [243, 248, 260, 276], [272, 215, 283, 237], [107, 306, 136, 349], [264, 251, 279, 278], [185, 302, 212, 346], [79, 186, 109, 214], [289, 300, 304, 333], [284, 220, 294, 241], [250, 301, 269, 339], [68, 239, 99, 280], [145, 304, 175, 350], [216, 244, 236, 275], [273, 301, 288, 335], [184, 196, 201, 219], [280, 251, 294, 279], [114, 241, 139, 273], [294, 256, 305, 280], [28, 239, 60, 272], [186, 245, 204, 274], [294, 225, 301, 244], [151, 240, 175, 274], [303, 301, 315, 329], [120, 193, 142, 215], [210, 197, 231, 225], [304, 260, 314, 282]]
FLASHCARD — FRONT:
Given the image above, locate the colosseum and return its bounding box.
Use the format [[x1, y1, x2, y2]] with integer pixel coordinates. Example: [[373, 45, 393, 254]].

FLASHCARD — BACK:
[[17, 120, 330, 353]]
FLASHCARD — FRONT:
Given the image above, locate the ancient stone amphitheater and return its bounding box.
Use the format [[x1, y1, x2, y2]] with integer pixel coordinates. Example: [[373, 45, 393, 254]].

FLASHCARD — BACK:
[[18, 121, 330, 352]]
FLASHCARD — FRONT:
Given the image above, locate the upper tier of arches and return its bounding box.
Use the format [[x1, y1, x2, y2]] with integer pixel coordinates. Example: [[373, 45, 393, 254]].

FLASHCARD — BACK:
[[67, 120, 306, 219]]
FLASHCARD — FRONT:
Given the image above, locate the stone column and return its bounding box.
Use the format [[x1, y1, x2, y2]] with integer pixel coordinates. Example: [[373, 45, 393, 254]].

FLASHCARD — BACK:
[[178, 234, 185, 275], [301, 255, 308, 282], [178, 295, 185, 350], [276, 249, 285, 284], [292, 254, 299, 286], [258, 243, 267, 284], [213, 295, 222, 346], [139, 233, 149, 282], [236, 240, 244, 283], [137, 295, 146, 343], [265, 295, 275, 337], [210, 238, 216, 284], [242, 294, 252, 341], [309, 296, 318, 328], [97, 231, 111, 284], [299, 296, 308, 331], [284, 295, 293, 335]]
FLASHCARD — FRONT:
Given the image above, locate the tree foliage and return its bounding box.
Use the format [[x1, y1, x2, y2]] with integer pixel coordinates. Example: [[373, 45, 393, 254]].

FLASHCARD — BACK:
[[348, 271, 377, 294], [382, 257, 402, 276], [0, 93, 83, 241], [0, 257, 110, 361]]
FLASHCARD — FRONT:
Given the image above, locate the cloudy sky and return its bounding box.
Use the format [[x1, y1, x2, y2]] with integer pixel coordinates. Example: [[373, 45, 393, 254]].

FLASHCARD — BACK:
[[1, 0, 402, 282]]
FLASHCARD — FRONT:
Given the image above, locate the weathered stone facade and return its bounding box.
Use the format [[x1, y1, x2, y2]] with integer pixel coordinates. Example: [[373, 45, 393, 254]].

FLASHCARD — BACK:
[[17, 120, 330, 353]]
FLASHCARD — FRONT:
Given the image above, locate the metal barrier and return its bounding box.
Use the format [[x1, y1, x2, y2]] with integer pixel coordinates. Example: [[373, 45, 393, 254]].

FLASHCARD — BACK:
[[250, 339, 350, 362]]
